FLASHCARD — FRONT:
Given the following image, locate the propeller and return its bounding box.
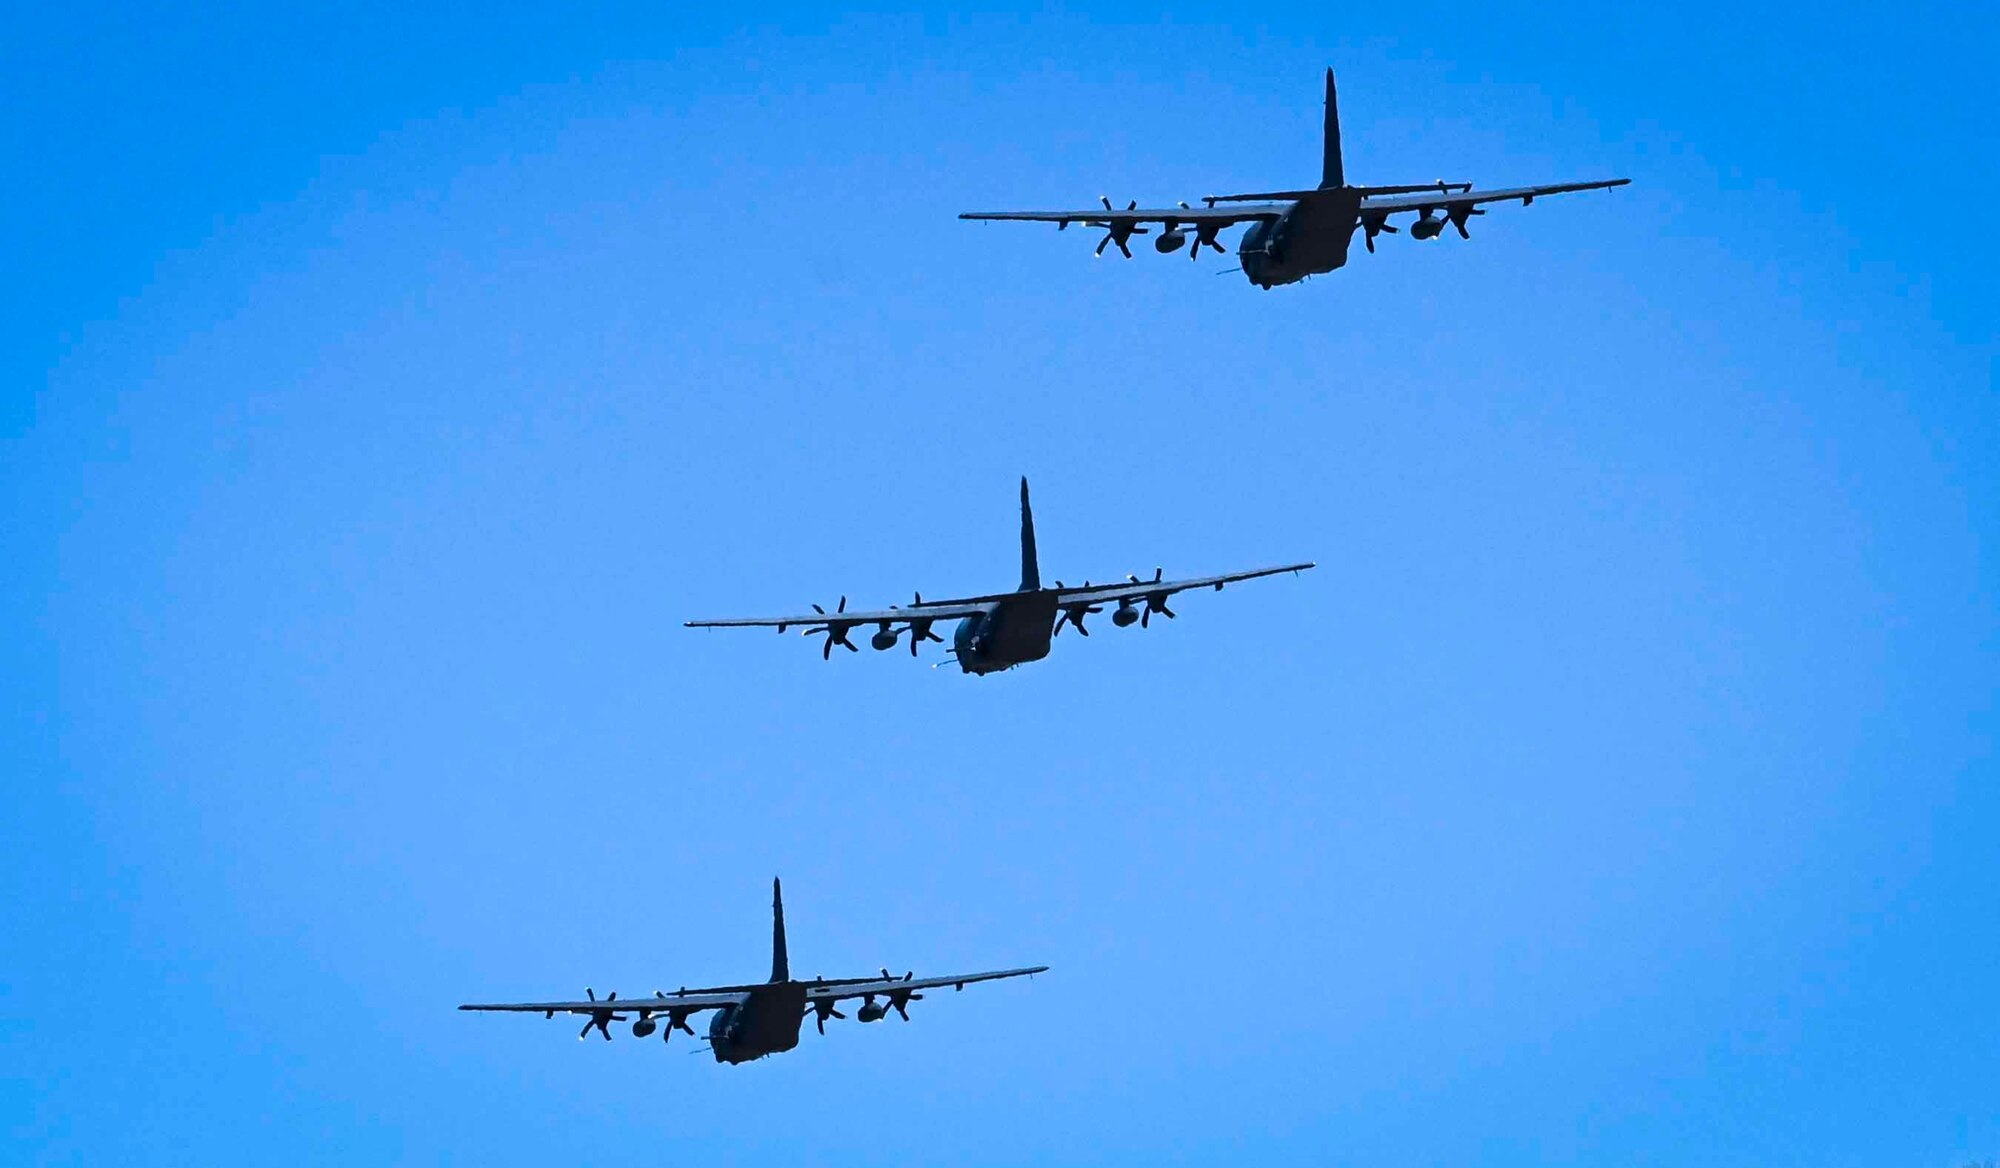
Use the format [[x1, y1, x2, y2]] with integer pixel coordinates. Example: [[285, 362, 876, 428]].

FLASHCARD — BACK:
[[578, 988, 627, 1042], [1051, 581, 1101, 637], [1191, 223, 1226, 260], [801, 597, 858, 659], [1093, 197, 1149, 259], [1056, 603, 1100, 636], [807, 997, 847, 1035], [907, 592, 944, 656], [1361, 215, 1399, 253], [1120, 567, 1174, 628], [882, 968, 923, 1020], [649, 992, 699, 1043], [1448, 205, 1486, 239]]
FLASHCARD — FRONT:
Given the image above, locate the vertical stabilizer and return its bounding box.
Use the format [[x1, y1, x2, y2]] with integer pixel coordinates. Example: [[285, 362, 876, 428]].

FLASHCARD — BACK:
[[1321, 67, 1344, 189], [1019, 477, 1041, 592], [770, 877, 790, 983]]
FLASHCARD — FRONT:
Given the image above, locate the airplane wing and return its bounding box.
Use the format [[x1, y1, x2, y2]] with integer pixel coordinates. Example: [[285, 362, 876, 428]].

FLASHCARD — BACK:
[[685, 597, 996, 657], [1357, 178, 1629, 217], [684, 601, 991, 631], [459, 989, 749, 1017], [806, 966, 1049, 1003], [1052, 563, 1317, 608], [1039, 563, 1315, 633], [959, 204, 1282, 227], [959, 201, 1285, 257]]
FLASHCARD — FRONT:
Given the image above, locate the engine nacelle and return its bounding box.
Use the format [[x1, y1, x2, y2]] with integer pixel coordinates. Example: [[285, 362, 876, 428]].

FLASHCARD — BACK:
[[1410, 215, 1445, 240], [1154, 229, 1187, 254], [1112, 604, 1140, 628], [857, 997, 889, 1023], [631, 1015, 657, 1038], [870, 628, 898, 651]]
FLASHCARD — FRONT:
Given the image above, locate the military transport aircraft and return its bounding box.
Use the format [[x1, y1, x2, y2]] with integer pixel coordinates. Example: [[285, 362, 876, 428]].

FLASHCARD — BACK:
[[461, 879, 1045, 1065], [684, 478, 1313, 674], [960, 68, 1629, 289]]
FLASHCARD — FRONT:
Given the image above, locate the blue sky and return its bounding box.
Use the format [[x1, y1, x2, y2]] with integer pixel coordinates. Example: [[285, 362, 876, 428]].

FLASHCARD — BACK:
[[6, 5, 1995, 1165]]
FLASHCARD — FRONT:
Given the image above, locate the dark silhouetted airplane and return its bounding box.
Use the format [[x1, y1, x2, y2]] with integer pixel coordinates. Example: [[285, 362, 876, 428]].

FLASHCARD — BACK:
[[684, 478, 1313, 674], [460, 879, 1045, 1065], [961, 68, 1629, 288]]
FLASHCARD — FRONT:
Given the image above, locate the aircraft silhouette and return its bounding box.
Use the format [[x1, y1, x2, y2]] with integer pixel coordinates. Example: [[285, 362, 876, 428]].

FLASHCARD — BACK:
[[460, 879, 1045, 1065], [685, 478, 1314, 674], [962, 68, 1629, 288]]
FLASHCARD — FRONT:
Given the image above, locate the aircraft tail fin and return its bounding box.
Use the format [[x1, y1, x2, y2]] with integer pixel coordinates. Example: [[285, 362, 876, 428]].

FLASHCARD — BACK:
[[1321, 67, 1345, 189], [1019, 476, 1041, 592], [770, 877, 790, 983]]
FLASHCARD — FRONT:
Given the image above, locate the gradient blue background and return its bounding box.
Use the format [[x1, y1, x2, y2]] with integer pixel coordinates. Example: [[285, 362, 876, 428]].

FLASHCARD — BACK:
[[6, 6, 1995, 1164]]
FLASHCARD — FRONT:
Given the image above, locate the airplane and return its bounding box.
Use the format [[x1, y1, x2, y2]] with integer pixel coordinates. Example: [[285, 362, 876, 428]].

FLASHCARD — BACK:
[[684, 478, 1314, 675], [460, 879, 1046, 1065], [960, 68, 1630, 289]]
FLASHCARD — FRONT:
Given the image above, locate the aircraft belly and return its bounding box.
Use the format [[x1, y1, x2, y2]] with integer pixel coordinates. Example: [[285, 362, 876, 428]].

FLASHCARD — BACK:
[[1279, 203, 1354, 279], [746, 985, 806, 1050], [984, 593, 1057, 664], [1280, 193, 1359, 280], [714, 985, 805, 1062]]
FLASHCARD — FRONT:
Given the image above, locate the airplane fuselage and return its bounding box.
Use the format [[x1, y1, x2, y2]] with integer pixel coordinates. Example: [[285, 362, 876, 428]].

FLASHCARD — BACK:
[[952, 590, 1060, 674], [702, 982, 808, 1064], [1238, 189, 1364, 289]]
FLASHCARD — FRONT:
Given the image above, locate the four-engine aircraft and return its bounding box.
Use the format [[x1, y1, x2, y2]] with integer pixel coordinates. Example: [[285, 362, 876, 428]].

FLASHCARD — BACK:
[[684, 478, 1314, 674], [961, 68, 1629, 288], [461, 879, 1045, 1065]]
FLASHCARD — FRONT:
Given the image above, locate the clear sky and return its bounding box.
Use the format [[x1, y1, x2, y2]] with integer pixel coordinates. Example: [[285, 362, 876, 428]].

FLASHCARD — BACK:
[[6, 5, 1996, 1165]]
